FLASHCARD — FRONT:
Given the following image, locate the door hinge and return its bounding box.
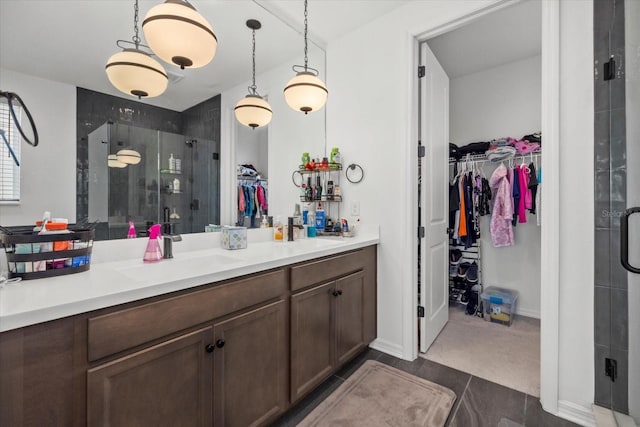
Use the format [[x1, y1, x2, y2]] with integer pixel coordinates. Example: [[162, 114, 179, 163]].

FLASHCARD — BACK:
[[604, 56, 616, 81], [418, 144, 426, 158], [418, 226, 425, 239], [605, 357, 617, 382], [418, 66, 425, 78], [418, 306, 425, 317]]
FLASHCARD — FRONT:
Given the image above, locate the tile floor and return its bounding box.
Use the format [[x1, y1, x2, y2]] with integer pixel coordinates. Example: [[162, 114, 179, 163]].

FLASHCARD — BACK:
[[271, 348, 580, 427]]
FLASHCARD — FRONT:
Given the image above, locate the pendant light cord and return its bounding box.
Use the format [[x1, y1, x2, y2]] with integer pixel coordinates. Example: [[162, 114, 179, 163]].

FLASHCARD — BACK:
[[251, 28, 257, 94], [303, 0, 309, 71], [132, 0, 141, 49]]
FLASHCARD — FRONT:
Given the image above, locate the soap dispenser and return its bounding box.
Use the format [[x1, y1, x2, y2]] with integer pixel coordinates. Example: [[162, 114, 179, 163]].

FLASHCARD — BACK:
[[143, 224, 163, 262], [127, 221, 137, 239]]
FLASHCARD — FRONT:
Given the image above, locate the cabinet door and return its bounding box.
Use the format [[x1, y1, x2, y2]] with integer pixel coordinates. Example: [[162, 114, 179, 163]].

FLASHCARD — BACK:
[[335, 271, 366, 366], [290, 281, 335, 403], [87, 327, 214, 427], [213, 300, 288, 427]]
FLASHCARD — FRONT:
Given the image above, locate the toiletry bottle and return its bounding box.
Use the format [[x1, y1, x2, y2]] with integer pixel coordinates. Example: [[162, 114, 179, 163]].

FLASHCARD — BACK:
[[169, 153, 176, 173], [175, 157, 182, 173], [173, 178, 180, 193], [143, 224, 163, 262], [315, 203, 325, 232], [302, 203, 309, 225], [306, 177, 313, 201], [327, 180, 334, 200], [273, 216, 283, 241], [307, 213, 316, 237], [127, 221, 136, 238], [315, 175, 322, 200]]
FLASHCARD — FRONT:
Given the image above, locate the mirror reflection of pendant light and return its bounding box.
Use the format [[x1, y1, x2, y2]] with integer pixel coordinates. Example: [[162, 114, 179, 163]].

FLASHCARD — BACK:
[[116, 149, 142, 164], [105, 0, 168, 98], [108, 154, 128, 168], [283, 0, 328, 114], [143, 0, 217, 70], [235, 20, 273, 129]]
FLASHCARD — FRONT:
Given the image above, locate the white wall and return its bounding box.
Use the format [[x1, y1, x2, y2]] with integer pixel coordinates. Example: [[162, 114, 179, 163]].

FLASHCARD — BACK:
[[220, 45, 326, 225], [556, 0, 595, 414], [450, 55, 541, 144], [450, 55, 542, 318], [326, 0, 595, 421], [0, 68, 76, 225]]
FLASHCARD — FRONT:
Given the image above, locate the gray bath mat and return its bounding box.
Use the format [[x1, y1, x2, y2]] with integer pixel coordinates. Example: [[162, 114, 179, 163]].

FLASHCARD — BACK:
[[298, 360, 456, 427]]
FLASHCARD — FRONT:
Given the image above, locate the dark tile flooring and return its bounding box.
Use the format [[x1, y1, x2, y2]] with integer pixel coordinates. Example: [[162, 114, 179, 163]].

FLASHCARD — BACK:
[[271, 348, 580, 427]]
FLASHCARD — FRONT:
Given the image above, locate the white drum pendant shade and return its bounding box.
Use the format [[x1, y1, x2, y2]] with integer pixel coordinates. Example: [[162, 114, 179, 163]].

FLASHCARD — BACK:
[[143, 0, 217, 69], [283, 71, 328, 114], [116, 149, 142, 164], [108, 154, 128, 168], [106, 49, 168, 98], [235, 95, 273, 128]]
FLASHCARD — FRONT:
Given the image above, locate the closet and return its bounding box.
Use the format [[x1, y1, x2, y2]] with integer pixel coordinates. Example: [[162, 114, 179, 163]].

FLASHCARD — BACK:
[[418, 0, 543, 398]]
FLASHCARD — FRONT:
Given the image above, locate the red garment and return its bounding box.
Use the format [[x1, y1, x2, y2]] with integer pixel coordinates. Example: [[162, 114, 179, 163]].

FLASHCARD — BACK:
[[517, 166, 529, 223], [238, 185, 245, 212], [458, 176, 467, 237], [256, 184, 268, 212]]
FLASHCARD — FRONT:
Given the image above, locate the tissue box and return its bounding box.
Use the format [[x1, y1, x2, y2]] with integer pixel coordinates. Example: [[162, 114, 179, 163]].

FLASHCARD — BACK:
[[221, 226, 247, 250]]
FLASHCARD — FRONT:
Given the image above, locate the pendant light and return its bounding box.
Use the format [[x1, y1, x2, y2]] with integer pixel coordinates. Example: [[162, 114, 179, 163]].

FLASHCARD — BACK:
[[105, 0, 168, 98], [235, 20, 273, 129], [108, 154, 128, 168], [283, 0, 328, 114], [116, 149, 142, 164], [143, 0, 217, 70]]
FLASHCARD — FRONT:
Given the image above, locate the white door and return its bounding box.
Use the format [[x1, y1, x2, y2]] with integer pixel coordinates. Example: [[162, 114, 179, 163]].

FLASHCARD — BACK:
[[419, 42, 450, 353]]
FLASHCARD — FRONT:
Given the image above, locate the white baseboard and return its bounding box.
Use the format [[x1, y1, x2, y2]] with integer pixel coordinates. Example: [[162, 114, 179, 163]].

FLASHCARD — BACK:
[[369, 338, 405, 359], [556, 400, 597, 427], [517, 308, 541, 319]]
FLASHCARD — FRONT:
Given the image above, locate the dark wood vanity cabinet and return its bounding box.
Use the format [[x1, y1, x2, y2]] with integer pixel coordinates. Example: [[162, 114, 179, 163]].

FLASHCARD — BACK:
[[87, 327, 214, 427], [290, 246, 376, 403], [0, 245, 376, 427]]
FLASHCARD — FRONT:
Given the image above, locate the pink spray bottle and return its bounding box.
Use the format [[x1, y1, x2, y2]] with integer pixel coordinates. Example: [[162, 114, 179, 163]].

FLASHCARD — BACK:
[[143, 224, 163, 262], [127, 221, 137, 239]]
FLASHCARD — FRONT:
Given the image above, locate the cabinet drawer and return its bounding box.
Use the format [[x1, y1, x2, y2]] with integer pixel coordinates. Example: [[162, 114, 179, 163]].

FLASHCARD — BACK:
[[290, 249, 364, 292], [88, 270, 287, 361]]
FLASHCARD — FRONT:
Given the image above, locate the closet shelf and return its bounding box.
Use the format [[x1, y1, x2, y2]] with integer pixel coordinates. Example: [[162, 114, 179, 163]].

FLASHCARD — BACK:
[[449, 151, 541, 164]]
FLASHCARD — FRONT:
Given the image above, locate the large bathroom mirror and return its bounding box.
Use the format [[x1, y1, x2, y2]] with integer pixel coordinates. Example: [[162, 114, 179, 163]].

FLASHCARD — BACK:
[[0, 0, 327, 239]]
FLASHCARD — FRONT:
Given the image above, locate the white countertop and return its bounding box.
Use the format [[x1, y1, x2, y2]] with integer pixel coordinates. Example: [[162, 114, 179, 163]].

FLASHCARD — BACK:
[[0, 228, 379, 332]]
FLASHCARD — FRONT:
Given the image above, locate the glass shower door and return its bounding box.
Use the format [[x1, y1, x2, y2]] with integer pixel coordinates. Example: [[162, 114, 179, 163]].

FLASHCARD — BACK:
[[623, 0, 639, 423]]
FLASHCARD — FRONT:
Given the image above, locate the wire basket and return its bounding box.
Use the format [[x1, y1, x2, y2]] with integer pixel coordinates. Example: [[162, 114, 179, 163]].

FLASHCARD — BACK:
[[0, 229, 94, 280]]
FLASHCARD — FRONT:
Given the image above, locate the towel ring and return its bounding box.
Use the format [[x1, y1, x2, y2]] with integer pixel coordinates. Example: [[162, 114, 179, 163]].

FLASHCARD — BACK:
[[345, 163, 364, 184]]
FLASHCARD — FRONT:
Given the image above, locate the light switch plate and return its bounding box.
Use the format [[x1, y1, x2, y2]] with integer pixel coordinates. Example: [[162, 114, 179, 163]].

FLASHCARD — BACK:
[[351, 201, 360, 216]]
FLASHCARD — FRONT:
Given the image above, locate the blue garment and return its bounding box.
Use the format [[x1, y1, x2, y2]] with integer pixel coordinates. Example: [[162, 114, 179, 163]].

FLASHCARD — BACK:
[[512, 168, 520, 226]]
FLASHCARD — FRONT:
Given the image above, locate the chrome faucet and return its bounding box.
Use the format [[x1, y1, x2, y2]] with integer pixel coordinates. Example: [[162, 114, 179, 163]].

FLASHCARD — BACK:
[[163, 234, 182, 259]]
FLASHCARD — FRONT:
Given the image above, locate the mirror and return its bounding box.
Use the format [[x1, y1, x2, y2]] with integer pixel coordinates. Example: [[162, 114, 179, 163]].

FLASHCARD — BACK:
[[0, 0, 327, 238]]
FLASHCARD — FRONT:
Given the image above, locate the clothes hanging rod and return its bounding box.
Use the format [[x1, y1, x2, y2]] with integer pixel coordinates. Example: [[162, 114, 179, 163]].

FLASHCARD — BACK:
[[448, 151, 541, 165]]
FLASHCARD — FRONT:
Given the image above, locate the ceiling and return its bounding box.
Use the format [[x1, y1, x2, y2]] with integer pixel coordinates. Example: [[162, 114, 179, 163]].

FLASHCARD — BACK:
[[0, 0, 411, 112], [427, 0, 542, 79]]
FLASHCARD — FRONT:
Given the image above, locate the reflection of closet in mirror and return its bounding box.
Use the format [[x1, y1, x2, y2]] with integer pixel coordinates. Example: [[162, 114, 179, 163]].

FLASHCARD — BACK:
[[88, 122, 219, 240], [235, 122, 268, 228]]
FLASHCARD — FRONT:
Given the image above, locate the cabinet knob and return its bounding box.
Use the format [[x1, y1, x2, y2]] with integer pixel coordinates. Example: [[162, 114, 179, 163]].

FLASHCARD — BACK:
[[332, 290, 339, 297], [216, 339, 226, 348], [337, 289, 343, 296], [205, 344, 215, 353]]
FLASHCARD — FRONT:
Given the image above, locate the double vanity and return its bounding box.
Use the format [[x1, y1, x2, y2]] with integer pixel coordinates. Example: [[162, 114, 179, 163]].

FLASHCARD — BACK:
[[0, 230, 379, 426]]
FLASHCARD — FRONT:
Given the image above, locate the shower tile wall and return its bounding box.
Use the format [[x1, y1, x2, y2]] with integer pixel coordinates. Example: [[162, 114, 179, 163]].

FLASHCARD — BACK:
[[76, 88, 221, 239], [593, 0, 628, 413]]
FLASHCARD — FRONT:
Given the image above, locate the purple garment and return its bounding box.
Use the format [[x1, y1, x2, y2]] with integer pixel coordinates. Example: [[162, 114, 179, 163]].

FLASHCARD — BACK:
[[517, 166, 528, 223], [489, 164, 515, 247]]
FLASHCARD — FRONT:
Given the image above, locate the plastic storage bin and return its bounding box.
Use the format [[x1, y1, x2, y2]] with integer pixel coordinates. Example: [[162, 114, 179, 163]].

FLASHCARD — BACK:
[[481, 286, 518, 326], [220, 226, 247, 250]]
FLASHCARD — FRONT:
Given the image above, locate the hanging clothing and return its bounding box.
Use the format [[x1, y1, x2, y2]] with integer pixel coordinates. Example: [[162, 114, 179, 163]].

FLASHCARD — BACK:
[[458, 175, 468, 238], [517, 165, 529, 224], [489, 163, 515, 247], [528, 163, 539, 214]]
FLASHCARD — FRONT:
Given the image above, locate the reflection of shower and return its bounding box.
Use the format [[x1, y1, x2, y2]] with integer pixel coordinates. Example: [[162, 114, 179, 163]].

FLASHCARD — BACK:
[[185, 139, 198, 147]]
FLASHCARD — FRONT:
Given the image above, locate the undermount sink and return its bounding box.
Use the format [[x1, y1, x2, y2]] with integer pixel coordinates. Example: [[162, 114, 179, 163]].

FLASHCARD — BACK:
[[117, 252, 243, 282]]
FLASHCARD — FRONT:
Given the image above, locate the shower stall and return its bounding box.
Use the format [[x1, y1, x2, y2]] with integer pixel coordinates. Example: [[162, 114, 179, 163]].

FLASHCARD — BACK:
[[594, 0, 639, 423], [88, 122, 219, 239]]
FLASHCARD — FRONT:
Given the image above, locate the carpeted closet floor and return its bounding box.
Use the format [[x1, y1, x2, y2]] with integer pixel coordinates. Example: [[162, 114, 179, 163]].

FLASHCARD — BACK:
[[423, 304, 541, 397]]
